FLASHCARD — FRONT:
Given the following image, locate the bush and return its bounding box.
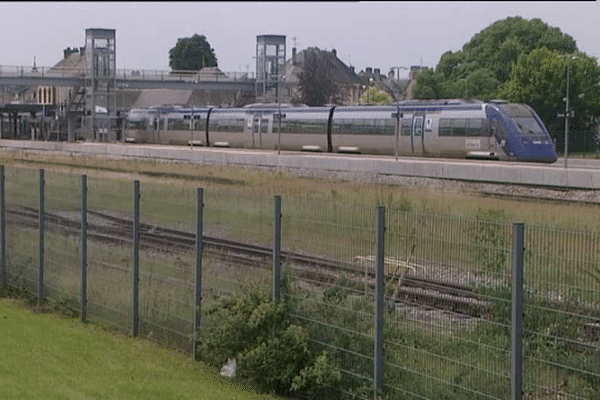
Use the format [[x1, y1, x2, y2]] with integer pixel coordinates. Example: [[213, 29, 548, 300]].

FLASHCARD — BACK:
[[197, 287, 341, 397]]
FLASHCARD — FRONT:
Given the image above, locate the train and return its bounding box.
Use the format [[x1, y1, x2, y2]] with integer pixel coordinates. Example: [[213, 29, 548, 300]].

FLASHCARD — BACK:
[[123, 100, 558, 163]]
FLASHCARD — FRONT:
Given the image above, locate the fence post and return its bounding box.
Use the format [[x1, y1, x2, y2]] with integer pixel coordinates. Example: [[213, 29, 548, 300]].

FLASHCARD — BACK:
[[0, 165, 6, 287], [132, 180, 140, 337], [193, 188, 204, 359], [374, 206, 385, 396], [38, 169, 45, 306], [80, 175, 88, 322], [512, 222, 524, 400], [273, 195, 282, 303]]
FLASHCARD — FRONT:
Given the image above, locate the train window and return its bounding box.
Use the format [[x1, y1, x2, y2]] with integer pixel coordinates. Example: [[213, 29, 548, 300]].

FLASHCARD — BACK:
[[439, 119, 452, 136], [466, 119, 482, 136], [401, 119, 412, 136], [192, 119, 206, 130], [480, 119, 492, 136], [375, 119, 394, 136], [451, 119, 467, 136], [383, 119, 395, 135], [126, 120, 147, 130], [210, 118, 245, 132], [280, 120, 297, 133], [167, 119, 190, 131], [297, 119, 324, 134], [231, 118, 245, 132], [261, 119, 269, 134]]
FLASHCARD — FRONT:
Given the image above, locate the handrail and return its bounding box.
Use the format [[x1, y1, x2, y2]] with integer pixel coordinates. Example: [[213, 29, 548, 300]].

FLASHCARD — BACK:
[[0, 64, 255, 82]]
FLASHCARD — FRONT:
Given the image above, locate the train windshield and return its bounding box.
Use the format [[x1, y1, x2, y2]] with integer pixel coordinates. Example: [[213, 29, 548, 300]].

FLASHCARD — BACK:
[[126, 119, 147, 130], [499, 104, 547, 139], [513, 117, 546, 138]]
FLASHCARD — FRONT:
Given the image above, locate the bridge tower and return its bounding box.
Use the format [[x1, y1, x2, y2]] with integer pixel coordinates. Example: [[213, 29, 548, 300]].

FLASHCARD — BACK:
[[255, 35, 286, 104], [84, 28, 117, 142]]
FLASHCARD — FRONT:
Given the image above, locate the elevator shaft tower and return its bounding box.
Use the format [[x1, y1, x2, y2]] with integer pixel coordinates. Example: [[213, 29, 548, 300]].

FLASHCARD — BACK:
[[255, 35, 286, 104], [84, 28, 117, 141]]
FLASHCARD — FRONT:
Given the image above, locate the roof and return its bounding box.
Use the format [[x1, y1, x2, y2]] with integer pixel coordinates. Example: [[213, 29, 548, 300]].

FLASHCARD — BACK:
[[285, 47, 361, 86], [132, 89, 192, 108], [194, 67, 231, 81], [50, 51, 86, 75]]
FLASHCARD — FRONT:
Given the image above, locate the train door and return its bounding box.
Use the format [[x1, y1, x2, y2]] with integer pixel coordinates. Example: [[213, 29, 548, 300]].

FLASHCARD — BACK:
[[245, 113, 261, 147], [156, 116, 166, 144], [150, 115, 160, 143], [253, 116, 262, 147], [412, 113, 425, 155], [246, 114, 271, 148]]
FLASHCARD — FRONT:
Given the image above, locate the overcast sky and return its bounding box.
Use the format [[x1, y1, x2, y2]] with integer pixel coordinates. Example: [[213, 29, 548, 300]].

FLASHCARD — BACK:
[[2, 2, 598, 78]]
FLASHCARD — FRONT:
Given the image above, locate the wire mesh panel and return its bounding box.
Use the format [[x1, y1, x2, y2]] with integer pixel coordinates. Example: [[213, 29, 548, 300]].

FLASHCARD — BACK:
[[42, 170, 82, 312], [204, 189, 273, 247], [3, 164, 600, 399], [282, 198, 377, 399], [83, 175, 135, 331], [138, 181, 197, 352], [202, 190, 273, 295], [523, 226, 600, 400], [383, 209, 513, 400], [4, 167, 42, 297]]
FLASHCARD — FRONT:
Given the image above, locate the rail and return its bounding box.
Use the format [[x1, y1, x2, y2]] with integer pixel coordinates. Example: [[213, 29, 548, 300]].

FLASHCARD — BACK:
[[0, 64, 255, 83]]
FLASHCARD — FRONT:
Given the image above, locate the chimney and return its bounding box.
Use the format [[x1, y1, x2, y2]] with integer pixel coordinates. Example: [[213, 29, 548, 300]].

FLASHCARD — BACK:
[[332, 48, 337, 58], [292, 47, 297, 65], [366, 67, 373, 76], [374, 68, 380, 78]]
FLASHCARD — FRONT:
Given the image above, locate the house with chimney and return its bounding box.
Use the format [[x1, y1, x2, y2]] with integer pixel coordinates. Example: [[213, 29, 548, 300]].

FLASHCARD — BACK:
[[282, 47, 362, 106]]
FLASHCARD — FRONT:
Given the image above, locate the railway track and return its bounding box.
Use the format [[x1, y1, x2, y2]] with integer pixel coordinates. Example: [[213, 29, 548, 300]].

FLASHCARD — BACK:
[[6, 205, 490, 317]]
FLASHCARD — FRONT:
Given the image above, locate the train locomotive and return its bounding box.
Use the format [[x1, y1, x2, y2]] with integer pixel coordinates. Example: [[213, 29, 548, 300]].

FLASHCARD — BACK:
[[123, 100, 558, 163]]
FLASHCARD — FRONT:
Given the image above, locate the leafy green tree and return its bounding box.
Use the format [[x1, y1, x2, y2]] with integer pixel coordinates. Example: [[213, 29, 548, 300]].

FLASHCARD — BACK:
[[168, 34, 218, 71], [411, 69, 443, 99], [414, 16, 577, 100], [359, 86, 393, 105], [499, 48, 600, 150]]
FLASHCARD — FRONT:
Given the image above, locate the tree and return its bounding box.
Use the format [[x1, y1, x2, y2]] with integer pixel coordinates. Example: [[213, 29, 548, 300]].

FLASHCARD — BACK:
[[412, 69, 443, 99], [295, 49, 340, 106], [499, 48, 600, 151], [359, 86, 393, 105], [168, 34, 218, 71], [413, 16, 577, 100]]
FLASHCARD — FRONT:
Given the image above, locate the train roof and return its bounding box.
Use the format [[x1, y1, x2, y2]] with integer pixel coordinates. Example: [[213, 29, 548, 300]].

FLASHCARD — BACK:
[[126, 99, 523, 117]]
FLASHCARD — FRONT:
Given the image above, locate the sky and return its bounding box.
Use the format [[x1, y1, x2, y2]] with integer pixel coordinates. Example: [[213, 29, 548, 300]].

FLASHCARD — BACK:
[[1, 1, 599, 79]]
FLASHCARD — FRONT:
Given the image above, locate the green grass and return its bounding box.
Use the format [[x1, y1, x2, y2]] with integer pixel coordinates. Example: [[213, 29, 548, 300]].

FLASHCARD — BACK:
[[0, 296, 282, 400], [3, 149, 600, 231]]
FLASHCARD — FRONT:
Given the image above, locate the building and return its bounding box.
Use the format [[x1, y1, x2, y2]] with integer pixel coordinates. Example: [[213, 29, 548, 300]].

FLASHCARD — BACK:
[[282, 47, 362, 106]]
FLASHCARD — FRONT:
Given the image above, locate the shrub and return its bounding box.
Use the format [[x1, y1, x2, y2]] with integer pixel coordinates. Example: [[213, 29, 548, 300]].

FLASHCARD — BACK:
[[197, 287, 341, 397]]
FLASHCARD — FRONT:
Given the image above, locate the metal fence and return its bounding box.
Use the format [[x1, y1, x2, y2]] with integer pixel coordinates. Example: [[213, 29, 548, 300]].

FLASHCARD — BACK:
[[1, 165, 599, 400]]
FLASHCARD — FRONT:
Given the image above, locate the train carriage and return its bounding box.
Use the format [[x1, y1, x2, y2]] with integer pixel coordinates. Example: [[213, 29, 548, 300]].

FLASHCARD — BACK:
[[123, 100, 558, 163]]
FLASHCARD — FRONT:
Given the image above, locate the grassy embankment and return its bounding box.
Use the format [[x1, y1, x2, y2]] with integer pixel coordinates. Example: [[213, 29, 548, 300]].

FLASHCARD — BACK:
[[0, 293, 281, 400], [1, 149, 599, 231]]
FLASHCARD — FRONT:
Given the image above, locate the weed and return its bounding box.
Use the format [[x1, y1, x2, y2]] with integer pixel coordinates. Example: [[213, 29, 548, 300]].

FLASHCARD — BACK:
[[472, 208, 510, 272]]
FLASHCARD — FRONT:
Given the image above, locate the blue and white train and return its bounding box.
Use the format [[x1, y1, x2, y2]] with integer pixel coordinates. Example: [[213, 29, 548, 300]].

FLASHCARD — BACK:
[[123, 100, 558, 163]]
